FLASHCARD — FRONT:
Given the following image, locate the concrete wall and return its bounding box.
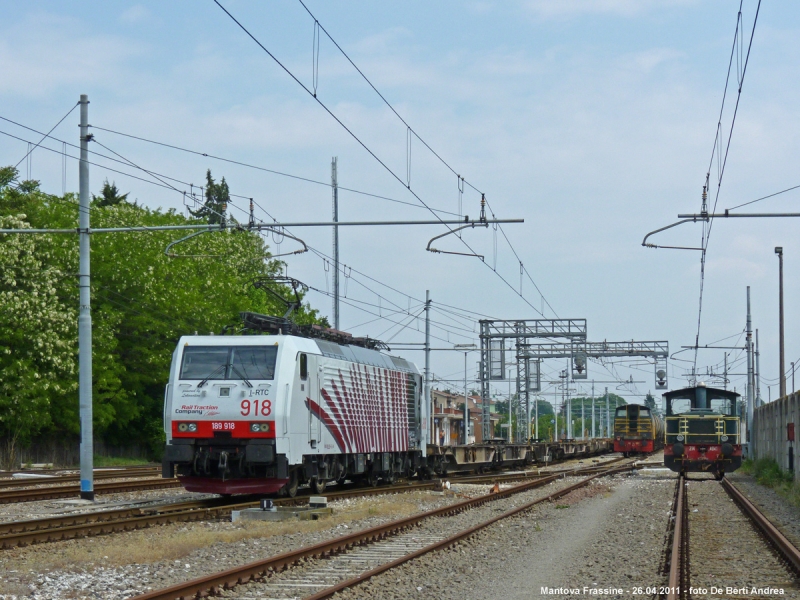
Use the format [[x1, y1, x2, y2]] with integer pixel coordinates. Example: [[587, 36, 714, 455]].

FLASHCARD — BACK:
[[752, 391, 800, 480]]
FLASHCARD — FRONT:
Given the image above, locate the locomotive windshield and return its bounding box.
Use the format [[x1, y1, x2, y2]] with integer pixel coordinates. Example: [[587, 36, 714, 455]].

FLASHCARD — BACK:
[[180, 346, 278, 381], [664, 386, 739, 416]]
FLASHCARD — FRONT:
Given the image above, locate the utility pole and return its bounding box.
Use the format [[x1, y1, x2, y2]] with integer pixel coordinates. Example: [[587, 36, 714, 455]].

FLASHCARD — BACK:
[[605, 387, 610, 438], [464, 351, 469, 445], [591, 380, 595, 439], [776, 247, 786, 398], [567, 361, 572, 439], [507, 367, 513, 443], [724, 353, 728, 390], [755, 329, 762, 406], [78, 95, 94, 501], [580, 397, 585, 440], [746, 287, 754, 443], [422, 290, 430, 455], [331, 157, 339, 330]]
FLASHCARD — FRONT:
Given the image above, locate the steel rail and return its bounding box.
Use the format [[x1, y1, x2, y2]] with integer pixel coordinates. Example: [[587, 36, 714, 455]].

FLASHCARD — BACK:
[[0, 478, 182, 504], [0, 467, 568, 550], [0, 482, 436, 549], [132, 463, 635, 600], [721, 478, 800, 574], [0, 459, 626, 549], [129, 473, 563, 600], [305, 466, 632, 600], [0, 468, 162, 489], [666, 475, 685, 600], [0, 464, 155, 479]]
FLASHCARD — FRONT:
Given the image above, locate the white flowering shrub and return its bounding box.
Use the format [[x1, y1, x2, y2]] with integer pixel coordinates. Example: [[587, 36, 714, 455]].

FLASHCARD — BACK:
[[0, 175, 325, 459]]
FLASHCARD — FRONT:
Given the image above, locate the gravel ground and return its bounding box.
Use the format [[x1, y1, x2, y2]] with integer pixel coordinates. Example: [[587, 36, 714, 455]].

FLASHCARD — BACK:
[[687, 476, 800, 598], [727, 471, 800, 549], [0, 490, 472, 599], [219, 475, 598, 599], [0, 488, 217, 524], [331, 469, 675, 600]]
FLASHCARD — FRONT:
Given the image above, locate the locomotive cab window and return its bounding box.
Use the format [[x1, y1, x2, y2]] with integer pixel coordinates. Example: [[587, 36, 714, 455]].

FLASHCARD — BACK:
[[664, 386, 739, 416], [180, 346, 278, 381], [299, 353, 308, 380]]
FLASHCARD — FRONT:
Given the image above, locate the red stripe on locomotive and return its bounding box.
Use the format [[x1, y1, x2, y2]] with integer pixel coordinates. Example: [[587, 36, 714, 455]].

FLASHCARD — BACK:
[[172, 420, 275, 439]]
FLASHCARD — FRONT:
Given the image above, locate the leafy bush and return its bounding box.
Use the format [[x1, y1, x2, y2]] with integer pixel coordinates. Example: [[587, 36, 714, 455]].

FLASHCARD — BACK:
[[0, 168, 327, 463]]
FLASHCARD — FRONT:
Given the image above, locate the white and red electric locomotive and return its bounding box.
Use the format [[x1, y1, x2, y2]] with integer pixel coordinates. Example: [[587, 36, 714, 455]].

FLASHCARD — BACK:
[[162, 316, 424, 496]]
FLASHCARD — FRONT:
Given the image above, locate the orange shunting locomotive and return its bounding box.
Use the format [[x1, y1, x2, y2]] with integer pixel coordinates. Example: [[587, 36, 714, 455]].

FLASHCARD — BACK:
[[613, 404, 664, 456]]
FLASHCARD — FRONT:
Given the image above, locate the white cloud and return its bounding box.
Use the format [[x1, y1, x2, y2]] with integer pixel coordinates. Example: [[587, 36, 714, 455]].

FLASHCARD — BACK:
[[0, 13, 146, 98], [119, 5, 151, 25], [523, 0, 697, 19]]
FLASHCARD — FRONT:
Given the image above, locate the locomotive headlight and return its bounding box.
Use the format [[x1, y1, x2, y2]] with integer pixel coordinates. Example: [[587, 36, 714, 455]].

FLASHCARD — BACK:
[[260, 423, 270, 432], [251, 423, 260, 432], [178, 423, 188, 432], [187, 423, 198, 432], [676, 435, 684, 442], [720, 435, 729, 442]]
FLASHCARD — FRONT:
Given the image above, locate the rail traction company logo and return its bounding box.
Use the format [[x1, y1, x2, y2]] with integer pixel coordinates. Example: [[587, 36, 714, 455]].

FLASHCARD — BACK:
[[175, 405, 219, 416]]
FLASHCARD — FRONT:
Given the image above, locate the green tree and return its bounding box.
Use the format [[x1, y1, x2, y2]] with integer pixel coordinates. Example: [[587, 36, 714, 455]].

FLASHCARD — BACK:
[[0, 214, 77, 467], [0, 167, 327, 460], [93, 179, 129, 207], [189, 169, 229, 224], [644, 392, 659, 415]]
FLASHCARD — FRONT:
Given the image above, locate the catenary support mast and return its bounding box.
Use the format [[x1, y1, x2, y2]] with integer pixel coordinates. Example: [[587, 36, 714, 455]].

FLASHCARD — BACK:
[[78, 94, 94, 500]]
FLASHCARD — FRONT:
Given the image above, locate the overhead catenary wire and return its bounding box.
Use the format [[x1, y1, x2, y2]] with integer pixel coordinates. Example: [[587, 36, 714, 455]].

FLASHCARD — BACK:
[[727, 182, 800, 212], [13, 102, 79, 171], [4, 113, 545, 330], [211, 0, 553, 319], [692, 0, 762, 374], [88, 125, 460, 217], [294, 0, 557, 319]]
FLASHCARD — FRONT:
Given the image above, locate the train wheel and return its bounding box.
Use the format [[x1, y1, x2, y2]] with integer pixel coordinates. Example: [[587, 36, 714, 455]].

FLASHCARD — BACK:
[[714, 471, 725, 481], [385, 471, 397, 485], [281, 471, 299, 498], [368, 471, 380, 487], [311, 478, 327, 494]]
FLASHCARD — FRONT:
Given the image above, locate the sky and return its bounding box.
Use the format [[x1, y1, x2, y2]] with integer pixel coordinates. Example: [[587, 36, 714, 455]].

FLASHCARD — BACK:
[[1, 0, 798, 411]]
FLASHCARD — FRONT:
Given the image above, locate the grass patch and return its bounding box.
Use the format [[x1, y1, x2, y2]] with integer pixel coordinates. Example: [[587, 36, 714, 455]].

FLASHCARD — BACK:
[[555, 504, 569, 509], [742, 457, 800, 506], [5, 492, 435, 573]]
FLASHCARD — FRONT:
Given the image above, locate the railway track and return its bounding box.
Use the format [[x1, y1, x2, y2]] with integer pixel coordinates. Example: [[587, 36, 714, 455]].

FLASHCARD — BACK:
[[0, 481, 444, 550], [665, 474, 800, 600], [0, 464, 155, 479], [131, 461, 637, 600], [0, 459, 635, 551], [0, 477, 183, 504], [0, 467, 161, 490]]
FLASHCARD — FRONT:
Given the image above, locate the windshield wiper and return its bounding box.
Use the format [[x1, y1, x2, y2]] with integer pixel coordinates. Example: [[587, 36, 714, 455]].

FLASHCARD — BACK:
[[197, 364, 227, 388], [229, 364, 253, 388]]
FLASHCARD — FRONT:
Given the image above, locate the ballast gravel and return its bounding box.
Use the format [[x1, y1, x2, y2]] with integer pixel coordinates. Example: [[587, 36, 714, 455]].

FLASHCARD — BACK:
[[727, 471, 800, 549], [217, 475, 600, 599], [0, 490, 471, 599], [332, 470, 676, 600], [687, 477, 800, 598]]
